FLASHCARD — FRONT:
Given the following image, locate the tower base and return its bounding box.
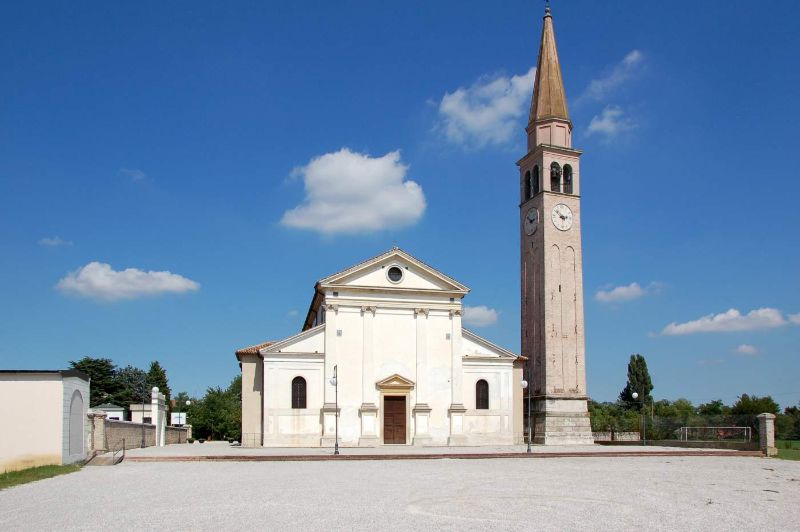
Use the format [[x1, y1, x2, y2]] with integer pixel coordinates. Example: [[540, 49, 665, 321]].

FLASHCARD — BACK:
[[532, 397, 594, 445]]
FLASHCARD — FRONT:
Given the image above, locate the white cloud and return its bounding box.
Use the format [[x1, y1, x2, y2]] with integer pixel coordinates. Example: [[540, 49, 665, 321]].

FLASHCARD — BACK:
[[595, 282, 646, 303], [462, 305, 499, 327], [586, 105, 637, 138], [735, 344, 759, 356], [578, 50, 644, 103], [437, 67, 535, 148], [661, 308, 795, 336], [789, 313, 800, 325], [57, 262, 199, 302], [281, 148, 426, 235], [38, 236, 73, 247]]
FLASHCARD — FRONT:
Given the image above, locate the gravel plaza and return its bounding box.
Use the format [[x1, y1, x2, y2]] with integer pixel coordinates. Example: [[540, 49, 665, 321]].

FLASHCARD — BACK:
[[1, 450, 799, 531]]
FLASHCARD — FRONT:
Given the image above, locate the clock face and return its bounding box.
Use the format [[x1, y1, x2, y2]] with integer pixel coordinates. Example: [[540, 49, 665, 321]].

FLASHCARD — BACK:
[[524, 207, 539, 235], [551, 203, 573, 231]]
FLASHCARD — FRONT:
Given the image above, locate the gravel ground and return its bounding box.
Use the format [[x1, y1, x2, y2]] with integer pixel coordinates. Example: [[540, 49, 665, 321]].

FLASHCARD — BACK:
[[1, 456, 798, 531]]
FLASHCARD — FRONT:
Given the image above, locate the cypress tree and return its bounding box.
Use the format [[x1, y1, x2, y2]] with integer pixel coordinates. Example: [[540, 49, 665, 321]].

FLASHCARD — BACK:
[[619, 353, 653, 406]]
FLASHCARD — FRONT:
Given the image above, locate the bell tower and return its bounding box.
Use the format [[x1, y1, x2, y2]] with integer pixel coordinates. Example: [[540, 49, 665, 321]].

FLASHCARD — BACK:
[[518, 5, 593, 444]]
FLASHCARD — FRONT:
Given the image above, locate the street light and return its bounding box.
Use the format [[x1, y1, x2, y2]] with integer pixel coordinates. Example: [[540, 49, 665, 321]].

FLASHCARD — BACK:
[[632, 392, 646, 445], [521, 375, 531, 453], [177, 400, 191, 443], [329, 365, 339, 455]]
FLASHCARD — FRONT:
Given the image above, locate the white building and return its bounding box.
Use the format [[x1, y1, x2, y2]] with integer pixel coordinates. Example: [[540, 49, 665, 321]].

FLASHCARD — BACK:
[[0, 370, 90, 472], [93, 403, 125, 421], [237, 248, 524, 447]]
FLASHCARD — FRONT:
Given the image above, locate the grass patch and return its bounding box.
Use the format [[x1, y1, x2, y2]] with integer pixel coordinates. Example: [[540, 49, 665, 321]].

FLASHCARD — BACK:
[[0, 464, 81, 490], [776, 440, 800, 461]]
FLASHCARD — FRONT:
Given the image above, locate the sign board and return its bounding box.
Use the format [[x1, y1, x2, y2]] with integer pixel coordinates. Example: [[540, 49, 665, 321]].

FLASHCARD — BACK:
[[171, 412, 187, 426]]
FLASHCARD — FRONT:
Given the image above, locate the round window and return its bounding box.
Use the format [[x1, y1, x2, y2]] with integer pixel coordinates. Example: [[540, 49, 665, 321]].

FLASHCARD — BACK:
[[387, 266, 403, 283]]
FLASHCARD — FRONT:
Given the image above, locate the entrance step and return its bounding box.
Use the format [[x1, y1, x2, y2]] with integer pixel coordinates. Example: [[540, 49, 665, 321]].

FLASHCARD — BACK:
[[86, 452, 124, 466]]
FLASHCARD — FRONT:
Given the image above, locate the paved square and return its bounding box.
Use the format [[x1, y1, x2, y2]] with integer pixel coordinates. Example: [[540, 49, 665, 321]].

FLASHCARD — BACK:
[[1, 456, 798, 531]]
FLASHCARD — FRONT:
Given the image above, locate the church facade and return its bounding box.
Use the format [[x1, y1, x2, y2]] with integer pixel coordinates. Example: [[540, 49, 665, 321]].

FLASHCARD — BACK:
[[237, 248, 524, 447]]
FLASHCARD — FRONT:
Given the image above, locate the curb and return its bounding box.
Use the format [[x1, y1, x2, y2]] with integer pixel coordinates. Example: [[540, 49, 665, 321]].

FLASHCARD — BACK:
[[125, 450, 764, 463]]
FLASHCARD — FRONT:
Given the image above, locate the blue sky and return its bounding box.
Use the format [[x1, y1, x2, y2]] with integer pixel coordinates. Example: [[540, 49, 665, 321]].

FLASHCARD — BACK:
[[2, 1, 799, 408]]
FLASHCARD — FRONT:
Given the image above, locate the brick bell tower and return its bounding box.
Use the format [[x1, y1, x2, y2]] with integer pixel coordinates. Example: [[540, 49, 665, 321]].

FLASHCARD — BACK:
[[518, 5, 593, 444]]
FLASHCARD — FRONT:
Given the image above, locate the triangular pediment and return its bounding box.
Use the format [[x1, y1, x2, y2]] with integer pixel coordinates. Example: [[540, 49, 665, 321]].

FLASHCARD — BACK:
[[375, 373, 415, 390], [318, 248, 469, 294]]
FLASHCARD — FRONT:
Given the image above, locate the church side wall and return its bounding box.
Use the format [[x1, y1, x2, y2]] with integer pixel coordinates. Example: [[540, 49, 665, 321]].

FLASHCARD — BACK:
[[240, 355, 263, 447], [462, 360, 516, 445], [262, 354, 324, 446]]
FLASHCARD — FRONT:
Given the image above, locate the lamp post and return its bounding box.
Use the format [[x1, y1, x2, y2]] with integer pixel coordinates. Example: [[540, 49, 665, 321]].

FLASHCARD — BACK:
[[177, 400, 191, 443], [521, 364, 532, 453], [138, 377, 147, 449], [632, 392, 646, 445], [329, 365, 339, 455]]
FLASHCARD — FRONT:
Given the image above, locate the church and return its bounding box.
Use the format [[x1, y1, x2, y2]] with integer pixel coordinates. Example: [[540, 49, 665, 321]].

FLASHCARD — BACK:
[[237, 248, 524, 447], [237, 6, 593, 447]]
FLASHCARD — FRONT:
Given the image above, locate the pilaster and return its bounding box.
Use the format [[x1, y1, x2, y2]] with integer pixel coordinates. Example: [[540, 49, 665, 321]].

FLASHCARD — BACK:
[[414, 308, 429, 405], [320, 403, 340, 447], [449, 309, 464, 409], [361, 306, 376, 406], [323, 303, 338, 404], [412, 404, 433, 446], [358, 403, 379, 446]]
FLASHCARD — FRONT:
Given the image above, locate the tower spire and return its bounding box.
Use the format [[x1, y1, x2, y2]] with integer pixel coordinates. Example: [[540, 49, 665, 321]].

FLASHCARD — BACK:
[[529, 5, 570, 126]]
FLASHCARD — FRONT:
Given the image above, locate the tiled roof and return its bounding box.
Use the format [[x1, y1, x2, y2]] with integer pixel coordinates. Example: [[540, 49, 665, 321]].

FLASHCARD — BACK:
[[235, 341, 273, 357]]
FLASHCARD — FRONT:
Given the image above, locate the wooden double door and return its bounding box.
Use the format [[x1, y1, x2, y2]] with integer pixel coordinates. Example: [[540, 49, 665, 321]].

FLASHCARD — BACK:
[[383, 396, 406, 444]]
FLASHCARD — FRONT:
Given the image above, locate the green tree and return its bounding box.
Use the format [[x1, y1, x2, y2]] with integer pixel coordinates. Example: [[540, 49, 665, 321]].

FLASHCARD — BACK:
[[730, 394, 780, 443], [69, 356, 119, 406], [189, 376, 241, 441], [111, 365, 149, 408], [731, 394, 780, 416], [782, 404, 800, 440], [619, 354, 653, 406], [147, 361, 171, 415], [697, 399, 729, 416]]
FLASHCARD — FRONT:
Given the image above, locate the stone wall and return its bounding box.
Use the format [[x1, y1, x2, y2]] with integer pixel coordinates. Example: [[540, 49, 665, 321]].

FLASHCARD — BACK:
[[592, 431, 640, 442], [87, 412, 190, 452], [165, 425, 192, 444], [105, 419, 156, 450]]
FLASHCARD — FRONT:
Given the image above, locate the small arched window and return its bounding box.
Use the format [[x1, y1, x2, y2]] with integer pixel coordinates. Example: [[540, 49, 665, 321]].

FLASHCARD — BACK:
[[532, 166, 540, 196], [563, 164, 573, 194], [291, 376, 307, 409], [476, 379, 489, 410], [550, 162, 561, 193], [524, 170, 531, 201]]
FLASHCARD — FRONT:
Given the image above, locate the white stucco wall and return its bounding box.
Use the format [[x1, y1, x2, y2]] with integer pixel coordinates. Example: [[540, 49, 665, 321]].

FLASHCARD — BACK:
[[0, 372, 89, 472]]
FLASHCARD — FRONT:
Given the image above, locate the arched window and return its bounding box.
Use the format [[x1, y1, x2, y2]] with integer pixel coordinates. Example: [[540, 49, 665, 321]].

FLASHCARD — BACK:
[[524, 170, 531, 200], [532, 166, 540, 196], [550, 162, 561, 193], [563, 164, 573, 194], [476, 379, 489, 410], [291, 376, 307, 409]]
